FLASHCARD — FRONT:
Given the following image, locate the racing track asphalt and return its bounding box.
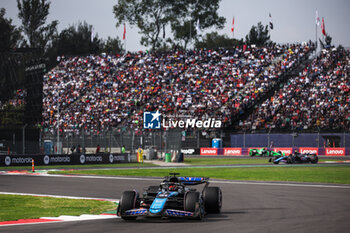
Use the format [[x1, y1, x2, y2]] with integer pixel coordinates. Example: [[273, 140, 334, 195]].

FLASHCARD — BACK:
[[0, 174, 350, 233]]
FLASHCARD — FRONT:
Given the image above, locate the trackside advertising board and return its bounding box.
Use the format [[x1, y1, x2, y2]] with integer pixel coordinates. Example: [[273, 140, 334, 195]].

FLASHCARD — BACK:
[[0, 153, 135, 166], [273, 148, 293, 155], [198, 147, 349, 156], [325, 148, 345, 156], [223, 148, 242, 156], [200, 148, 218, 156], [299, 147, 319, 155]]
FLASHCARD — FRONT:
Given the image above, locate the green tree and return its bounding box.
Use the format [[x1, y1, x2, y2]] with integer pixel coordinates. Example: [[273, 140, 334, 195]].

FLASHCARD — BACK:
[[102, 37, 123, 54], [17, 0, 58, 51], [51, 21, 102, 56], [0, 8, 22, 52], [195, 32, 243, 49], [113, 0, 225, 51], [245, 22, 270, 46], [113, 0, 173, 51], [171, 0, 225, 49]]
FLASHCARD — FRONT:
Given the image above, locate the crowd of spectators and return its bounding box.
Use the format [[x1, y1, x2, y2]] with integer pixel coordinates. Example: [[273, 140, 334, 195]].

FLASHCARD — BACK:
[[239, 48, 350, 132], [41, 43, 313, 134]]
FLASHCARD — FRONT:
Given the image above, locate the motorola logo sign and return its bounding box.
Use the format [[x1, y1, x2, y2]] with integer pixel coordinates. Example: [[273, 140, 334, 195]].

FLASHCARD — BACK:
[[80, 155, 86, 164], [50, 156, 71, 163], [80, 155, 103, 164], [5, 156, 11, 166], [44, 155, 50, 165], [85, 155, 103, 162], [109, 154, 126, 163], [10, 157, 33, 164]]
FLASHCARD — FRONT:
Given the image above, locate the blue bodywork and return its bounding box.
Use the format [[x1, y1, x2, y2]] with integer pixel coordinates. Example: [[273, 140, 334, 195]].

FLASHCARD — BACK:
[[118, 175, 210, 219], [150, 192, 178, 214], [274, 156, 287, 163]]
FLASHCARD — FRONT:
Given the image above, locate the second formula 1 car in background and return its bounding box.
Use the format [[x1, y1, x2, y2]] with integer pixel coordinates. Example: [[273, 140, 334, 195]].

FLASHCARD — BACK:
[[249, 148, 285, 157], [269, 152, 318, 164]]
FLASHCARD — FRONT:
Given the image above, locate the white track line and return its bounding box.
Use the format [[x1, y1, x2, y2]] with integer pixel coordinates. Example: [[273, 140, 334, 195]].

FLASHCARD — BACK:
[[40, 214, 118, 221]]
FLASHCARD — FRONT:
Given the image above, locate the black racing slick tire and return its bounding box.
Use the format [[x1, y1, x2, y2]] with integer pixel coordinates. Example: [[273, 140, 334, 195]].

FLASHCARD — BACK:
[[185, 191, 202, 220], [287, 155, 295, 164], [120, 191, 138, 220], [203, 187, 222, 214], [310, 155, 318, 164], [184, 191, 200, 212]]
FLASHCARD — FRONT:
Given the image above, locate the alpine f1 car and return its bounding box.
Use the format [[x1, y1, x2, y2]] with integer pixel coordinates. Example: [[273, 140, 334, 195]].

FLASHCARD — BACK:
[[116, 173, 222, 220], [249, 148, 285, 157], [269, 152, 318, 164]]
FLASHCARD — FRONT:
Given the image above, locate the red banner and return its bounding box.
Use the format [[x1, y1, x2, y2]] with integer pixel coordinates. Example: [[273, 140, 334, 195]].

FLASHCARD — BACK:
[[200, 148, 218, 156], [325, 148, 345, 156], [299, 147, 319, 155], [273, 148, 293, 155], [223, 148, 242, 156]]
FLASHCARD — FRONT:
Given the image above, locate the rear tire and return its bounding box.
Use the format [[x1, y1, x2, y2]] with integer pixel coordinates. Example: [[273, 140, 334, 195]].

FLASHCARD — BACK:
[[310, 155, 318, 164], [287, 155, 295, 164], [120, 191, 138, 220], [203, 187, 222, 214]]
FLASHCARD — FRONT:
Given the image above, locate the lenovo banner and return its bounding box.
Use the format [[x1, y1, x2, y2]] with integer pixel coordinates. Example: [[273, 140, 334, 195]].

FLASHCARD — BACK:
[[299, 147, 319, 155], [325, 148, 345, 156], [273, 148, 293, 155], [200, 148, 218, 156], [223, 148, 242, 156]]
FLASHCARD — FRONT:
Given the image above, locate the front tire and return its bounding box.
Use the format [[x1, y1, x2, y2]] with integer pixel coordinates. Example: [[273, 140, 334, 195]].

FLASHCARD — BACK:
[[203, 187, 222, 214], [119, 191, 138, 220], [185, 191, 200, 212], [185, 191, 202, 220]]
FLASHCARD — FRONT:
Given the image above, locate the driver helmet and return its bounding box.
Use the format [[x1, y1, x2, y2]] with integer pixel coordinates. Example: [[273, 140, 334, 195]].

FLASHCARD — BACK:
[[169, 184, 178, 191]]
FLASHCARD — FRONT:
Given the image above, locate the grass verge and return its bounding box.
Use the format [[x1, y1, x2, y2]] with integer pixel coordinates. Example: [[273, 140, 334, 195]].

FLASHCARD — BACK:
[[49, 165, 350, 184], [0, 194, 116, 221]]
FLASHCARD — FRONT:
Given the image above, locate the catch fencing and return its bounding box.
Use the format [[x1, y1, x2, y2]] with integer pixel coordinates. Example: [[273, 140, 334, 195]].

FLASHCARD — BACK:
[[42, 129, 182, 159]]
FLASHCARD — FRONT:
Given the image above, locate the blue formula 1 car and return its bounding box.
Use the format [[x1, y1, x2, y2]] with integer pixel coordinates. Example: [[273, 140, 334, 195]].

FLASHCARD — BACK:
[[116, 173, 222, 220], [269, 152, 318, 164]]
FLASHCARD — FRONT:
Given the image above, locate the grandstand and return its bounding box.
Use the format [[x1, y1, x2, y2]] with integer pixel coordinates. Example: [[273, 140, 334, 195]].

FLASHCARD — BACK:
[[1, 43, 349, 154], [240, 48, 350, 132], [42, 43, 315, 134]]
